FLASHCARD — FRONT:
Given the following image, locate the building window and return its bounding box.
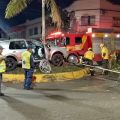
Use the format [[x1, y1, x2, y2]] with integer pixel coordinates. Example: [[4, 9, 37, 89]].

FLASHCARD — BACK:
[[75, 37, 82, 44], [65, 37, 70, 45], [113, 17, 120, 27], [81, 16, 95, 26], [29, 28, 33, 36], [34, 27, 38, 35]]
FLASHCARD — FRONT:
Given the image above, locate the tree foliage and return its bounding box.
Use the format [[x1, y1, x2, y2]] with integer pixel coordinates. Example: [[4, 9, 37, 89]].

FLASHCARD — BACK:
[[5, 0, 62, 28], [107, 0, 120, 4]]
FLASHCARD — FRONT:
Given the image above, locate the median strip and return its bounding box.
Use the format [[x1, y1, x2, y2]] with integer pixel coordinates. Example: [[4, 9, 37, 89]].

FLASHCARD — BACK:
[[3, 68, 89, 83]]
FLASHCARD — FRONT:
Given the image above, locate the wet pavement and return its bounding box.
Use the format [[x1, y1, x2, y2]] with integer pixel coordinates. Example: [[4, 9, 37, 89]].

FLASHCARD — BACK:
[[1, 75, 120, 120]]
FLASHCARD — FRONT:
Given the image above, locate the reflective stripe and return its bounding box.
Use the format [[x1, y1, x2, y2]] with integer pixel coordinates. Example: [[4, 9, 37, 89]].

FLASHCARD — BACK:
[[0, 60, 6, 73], [101, 47, 109, 59], [22, 51, 31, 69]]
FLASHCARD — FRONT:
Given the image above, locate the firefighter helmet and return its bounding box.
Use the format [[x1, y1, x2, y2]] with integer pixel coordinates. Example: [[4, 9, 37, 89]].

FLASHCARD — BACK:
[[88, 48, 92, 51], [100, 43, 104, 48]]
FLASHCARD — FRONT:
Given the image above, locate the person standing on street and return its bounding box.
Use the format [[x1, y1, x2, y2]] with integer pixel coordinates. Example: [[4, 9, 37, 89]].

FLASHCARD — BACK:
[[100, 43, 109, 75], [0, 46, 6, 96], [22, 46, 35, 90], [84, 48, 95, 76]]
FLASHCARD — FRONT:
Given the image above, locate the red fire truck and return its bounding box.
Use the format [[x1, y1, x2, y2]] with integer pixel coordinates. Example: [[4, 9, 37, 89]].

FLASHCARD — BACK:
[[46, 31, 120, 64]]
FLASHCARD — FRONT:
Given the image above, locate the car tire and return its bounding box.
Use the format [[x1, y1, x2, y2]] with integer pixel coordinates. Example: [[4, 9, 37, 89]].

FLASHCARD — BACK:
[[51, 53, 64, 66], [6, 57, 17, 71]]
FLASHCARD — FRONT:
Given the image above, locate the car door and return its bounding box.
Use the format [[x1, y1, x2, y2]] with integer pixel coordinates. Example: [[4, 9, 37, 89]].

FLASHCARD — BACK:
[[9, 40, 27, 62]]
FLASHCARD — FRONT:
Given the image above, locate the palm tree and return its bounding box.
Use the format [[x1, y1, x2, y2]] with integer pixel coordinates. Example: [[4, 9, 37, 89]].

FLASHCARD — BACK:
[[5, 0, 62, 42], [5, 0, 62, 27]]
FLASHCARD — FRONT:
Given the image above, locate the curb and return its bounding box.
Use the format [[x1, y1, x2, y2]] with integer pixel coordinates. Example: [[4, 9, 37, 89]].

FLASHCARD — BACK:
[[3, 68, 89, 83]]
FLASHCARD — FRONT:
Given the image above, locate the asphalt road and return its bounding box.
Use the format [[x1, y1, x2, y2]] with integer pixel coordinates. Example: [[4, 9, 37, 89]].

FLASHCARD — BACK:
[[1, 75, 120, 120]]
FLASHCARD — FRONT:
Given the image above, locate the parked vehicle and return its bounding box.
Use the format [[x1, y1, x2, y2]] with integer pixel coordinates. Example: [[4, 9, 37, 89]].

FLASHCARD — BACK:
[[46, 32, 92, 64], [46, 31, 120, 64], [0, 39, 68, 71]]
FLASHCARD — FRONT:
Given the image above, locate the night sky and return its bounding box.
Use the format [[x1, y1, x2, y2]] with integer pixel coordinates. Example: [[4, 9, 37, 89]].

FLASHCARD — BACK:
[[0, 0, 120, 31]]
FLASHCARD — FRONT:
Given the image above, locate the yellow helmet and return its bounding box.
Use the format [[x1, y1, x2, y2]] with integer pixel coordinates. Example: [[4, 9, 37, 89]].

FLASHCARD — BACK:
[[100, 43, 104, 48], [88, 48, 92, 50]]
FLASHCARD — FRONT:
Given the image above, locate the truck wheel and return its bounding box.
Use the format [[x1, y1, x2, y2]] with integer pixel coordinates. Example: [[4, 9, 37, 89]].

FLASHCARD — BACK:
[[68, 54, 79, 65], [51, 53, 63, 66], [6, 57, 17, 71]]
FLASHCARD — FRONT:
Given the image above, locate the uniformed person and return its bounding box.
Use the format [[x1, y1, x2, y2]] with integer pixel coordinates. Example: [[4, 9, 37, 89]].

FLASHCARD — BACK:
[[0, 45, 6, 96], [100, 43, 109, 75], [84, 48, 95, 76], [22, 46, 35, 90]]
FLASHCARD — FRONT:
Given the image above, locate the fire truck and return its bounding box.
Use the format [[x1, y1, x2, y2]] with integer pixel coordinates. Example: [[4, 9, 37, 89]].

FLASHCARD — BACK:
[[46, 31, 120, 64]]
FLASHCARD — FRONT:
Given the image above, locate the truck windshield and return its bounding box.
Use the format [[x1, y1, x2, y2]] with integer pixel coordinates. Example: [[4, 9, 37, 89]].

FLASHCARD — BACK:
[[47, 38, 66, 47], [47, 39, 57, 46]]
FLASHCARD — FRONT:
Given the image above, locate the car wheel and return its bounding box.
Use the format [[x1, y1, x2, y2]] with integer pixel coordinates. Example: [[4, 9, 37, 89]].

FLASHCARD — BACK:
[[6, 57, 17, 71], [51, 53, 63, 66], [39, 59, 51, 74], [67, 54, 79, 65]]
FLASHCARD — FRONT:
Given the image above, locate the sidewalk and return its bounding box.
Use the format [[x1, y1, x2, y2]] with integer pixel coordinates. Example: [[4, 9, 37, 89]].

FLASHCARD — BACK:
[[3, 68, 89, 83]]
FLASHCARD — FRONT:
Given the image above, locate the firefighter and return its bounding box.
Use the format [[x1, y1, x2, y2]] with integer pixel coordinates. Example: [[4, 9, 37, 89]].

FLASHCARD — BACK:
[[100, 43, 109, 75], [22, 46, 35, 90], [84, 48, 95, 76], [0, 45, 6, 96]]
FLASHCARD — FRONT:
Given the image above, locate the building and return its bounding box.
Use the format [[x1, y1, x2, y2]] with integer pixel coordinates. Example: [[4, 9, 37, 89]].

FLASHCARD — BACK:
[[65, 0, 120, 53], [66, 0, 120, 33], [8, 18, 42, 40], [0, 28, 8, 39]]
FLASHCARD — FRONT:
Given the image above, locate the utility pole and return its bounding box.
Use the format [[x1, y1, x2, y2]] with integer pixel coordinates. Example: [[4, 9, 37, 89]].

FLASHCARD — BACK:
[[42, 0, 46, 58], [42, 0, 45, 43]]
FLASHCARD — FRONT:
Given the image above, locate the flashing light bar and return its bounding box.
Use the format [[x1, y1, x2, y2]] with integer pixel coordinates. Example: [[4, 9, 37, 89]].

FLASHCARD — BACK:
[[116, 34, 120, 38], [92, 33, 95, 38], [104, 34, 108, 37], [51, 32, 62, 36]]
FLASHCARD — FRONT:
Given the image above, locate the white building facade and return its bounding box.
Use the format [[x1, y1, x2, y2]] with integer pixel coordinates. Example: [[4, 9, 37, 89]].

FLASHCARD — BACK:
[[8, 18, 42, 40], [66, 0, 120, 33]]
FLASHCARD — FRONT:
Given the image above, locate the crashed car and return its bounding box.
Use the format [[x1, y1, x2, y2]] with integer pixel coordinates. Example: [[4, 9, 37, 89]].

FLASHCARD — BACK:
[[0, 39, 68, 71]]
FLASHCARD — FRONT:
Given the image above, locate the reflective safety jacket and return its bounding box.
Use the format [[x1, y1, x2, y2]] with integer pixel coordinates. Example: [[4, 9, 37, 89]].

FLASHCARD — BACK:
[[22, 51, 31, 69], [101, 46, 109, 60], [0, 60, 6, 73], [84, 50, 94, 60]]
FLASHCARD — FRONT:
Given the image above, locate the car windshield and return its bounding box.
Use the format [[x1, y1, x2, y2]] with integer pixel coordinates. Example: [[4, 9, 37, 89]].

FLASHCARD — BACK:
[[26, 40, 45, 59], [46, 38, 66, 47], [27, 40, 43, 48]]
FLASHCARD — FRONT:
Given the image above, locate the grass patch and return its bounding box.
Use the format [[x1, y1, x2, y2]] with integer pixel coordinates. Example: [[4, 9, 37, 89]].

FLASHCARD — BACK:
[[6, 65, 81, 74], [111, 61, 120, 71]]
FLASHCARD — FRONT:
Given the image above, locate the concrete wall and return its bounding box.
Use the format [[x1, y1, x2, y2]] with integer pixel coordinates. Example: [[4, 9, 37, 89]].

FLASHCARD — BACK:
[[100, 0, 120, 32]]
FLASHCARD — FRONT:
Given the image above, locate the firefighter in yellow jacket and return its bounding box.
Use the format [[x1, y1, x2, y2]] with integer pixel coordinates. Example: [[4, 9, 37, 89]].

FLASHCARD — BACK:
[[84, 48, 95, 76], [22, 46, 35, 90], [100, 43, 109, 75], [0, 45, 6, 96]]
